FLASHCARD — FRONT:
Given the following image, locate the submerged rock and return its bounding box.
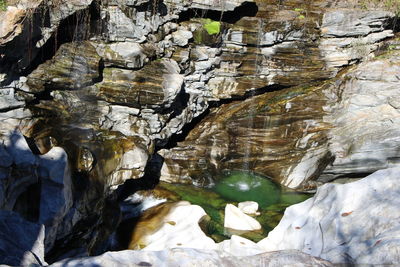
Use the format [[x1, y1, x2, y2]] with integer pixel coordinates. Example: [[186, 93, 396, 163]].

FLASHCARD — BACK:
[[258, 168, 400, 265]]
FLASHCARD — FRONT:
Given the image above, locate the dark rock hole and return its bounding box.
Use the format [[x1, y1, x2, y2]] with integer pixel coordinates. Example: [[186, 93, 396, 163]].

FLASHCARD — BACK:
[[178, 2, 258, 24]]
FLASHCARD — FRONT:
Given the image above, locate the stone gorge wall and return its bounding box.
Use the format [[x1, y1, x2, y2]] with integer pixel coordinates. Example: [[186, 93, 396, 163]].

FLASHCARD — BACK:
[[0, 0, 399, 264]]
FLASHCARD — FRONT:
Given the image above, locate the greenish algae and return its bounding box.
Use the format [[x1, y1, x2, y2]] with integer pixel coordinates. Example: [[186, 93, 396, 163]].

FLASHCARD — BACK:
[[213, 171, 280, 208], [157, 171, 312, 243], [202, 19, 221, 35]]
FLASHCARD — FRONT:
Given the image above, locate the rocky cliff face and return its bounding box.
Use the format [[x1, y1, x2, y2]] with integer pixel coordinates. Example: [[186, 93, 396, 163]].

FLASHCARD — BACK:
[[0, 0, 399, 265]]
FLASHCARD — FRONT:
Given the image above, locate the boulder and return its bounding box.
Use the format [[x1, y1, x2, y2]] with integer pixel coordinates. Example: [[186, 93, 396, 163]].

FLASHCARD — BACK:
[[128, 201, 217, 251], [321, 50, 400, 182], [96, 59, 183, 109], [224, 204, 261, 231], [49, 248, 333, 267], [258, 168, 400, 265], [238, 201, 259, 215], [0, 210, 46, 266], [26, 42, 101, 92]]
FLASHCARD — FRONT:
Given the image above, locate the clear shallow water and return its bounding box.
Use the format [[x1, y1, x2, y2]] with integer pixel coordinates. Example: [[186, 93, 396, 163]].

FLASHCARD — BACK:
[[158, 170, 312, 242]]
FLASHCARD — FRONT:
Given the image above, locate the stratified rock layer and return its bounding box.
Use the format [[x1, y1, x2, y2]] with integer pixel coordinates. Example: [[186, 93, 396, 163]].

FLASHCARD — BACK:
[[160, 48, 400, 189], [49, 248, 333, 267]]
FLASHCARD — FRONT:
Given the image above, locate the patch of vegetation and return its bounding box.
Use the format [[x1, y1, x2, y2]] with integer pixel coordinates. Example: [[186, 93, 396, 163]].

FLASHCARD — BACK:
[[293, 7, 306, 20], [201, 18, 221, 35], [0, 0, 7, 11], [359, 0, 400, 15]]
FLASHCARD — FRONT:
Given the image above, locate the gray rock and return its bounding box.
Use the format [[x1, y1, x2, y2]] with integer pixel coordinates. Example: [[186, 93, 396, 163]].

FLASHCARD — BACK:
[[93, 41, 150, 69], [259, 168, 400, 265], [49, 248, 332, 267], [0, 210, 46, 266], [171, 29, 193, 47], [0, 88, 25, 111], [322, 52, 400, 181], [321, 11, 393, 37]]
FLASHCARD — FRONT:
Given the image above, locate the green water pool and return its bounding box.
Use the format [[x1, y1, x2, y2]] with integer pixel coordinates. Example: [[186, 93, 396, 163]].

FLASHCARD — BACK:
[[158, 170, 312, 243]]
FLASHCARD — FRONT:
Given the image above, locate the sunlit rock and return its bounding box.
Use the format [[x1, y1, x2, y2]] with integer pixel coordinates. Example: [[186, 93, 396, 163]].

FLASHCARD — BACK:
[[92, 41, 152, 69], [96, 59, 183, 109], [49, 248, 333, 267], [238, 201, 259, 215], [258, 168, 400, 265], [128, 201, 217, 250], [217, 235, 264, 256], [171, 29, 193, 47], [321, 50, 400, 182], [224, 204, 261, 231]]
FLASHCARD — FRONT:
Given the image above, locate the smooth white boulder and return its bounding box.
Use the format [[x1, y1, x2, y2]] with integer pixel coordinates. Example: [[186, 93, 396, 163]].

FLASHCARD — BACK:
[[238, 201, 259, 215], [217, 235, 264, 256], [224, 204, 261, 231], [49, 248, 333, 267], [142, 201, 217, 251], [258, 168, 400, 265]]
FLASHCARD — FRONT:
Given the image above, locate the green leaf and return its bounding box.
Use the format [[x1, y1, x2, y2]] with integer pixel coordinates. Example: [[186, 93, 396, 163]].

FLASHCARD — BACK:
[[203, 20, 221, 35]]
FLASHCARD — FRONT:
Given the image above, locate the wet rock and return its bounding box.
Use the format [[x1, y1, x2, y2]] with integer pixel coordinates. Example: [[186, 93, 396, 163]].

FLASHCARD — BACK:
[[159, 83, 332, 189], [258, 168, 400, 265], [96, 59, 183, 109], [0, 1, 94, 80], [26, 42, 101, 93], [224, 204, 261, 231]]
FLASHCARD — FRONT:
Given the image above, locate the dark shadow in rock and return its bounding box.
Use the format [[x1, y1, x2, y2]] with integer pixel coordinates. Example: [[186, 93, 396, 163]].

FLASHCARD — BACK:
[[0, 129, 75, 266], [0, 210, 45, 266], [178, 2, 258, 24], [115, 153, 164, 202], [135, 0, 168, 16], [160, 83, 287, 149]]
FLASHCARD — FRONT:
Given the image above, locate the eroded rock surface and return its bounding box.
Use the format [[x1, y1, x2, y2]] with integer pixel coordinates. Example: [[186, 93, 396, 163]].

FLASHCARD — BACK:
[[0, 0, 399, 264], [258, 167, 400, 265], [160, 48, 400, 189]]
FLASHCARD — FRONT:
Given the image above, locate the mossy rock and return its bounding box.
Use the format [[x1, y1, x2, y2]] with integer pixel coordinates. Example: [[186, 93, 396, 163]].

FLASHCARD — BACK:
[[192, 19, 223, 46]]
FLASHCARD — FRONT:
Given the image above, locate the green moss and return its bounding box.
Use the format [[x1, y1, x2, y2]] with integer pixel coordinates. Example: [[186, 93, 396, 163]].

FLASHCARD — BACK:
[[202, 19, 221, 35], [294, 8, 304, 12], [298, 15, 305, 19], [0, 0, 7, 11]]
